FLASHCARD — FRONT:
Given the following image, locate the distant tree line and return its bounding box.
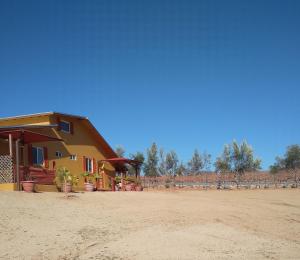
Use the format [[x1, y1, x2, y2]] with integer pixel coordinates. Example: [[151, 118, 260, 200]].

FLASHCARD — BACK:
[[115, 141, 300, 187]]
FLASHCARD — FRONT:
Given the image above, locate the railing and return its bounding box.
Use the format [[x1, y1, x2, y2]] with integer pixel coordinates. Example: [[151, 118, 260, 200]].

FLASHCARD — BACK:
[[18, 166, 55, 185]]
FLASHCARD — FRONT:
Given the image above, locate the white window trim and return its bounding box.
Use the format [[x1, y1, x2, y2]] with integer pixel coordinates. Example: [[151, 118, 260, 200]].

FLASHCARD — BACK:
[[55, 151, 62, 158], [60, 120, 71, 133], [85, 157, 93, 173], [33, 146, 44, 166], [70, 154, 77, 161]]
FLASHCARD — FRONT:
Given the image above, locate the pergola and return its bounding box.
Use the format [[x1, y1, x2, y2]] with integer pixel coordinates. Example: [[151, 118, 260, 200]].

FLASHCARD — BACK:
[[0, 125, 63, 190], [100, 157, 142, 191]]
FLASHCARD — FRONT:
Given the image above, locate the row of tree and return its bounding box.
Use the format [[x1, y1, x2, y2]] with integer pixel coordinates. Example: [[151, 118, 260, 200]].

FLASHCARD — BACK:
[[115, 141, 300, 186]]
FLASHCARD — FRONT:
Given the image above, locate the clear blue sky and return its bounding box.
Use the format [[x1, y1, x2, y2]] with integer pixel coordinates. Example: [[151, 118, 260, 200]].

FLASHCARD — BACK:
[[0, 0, 299, 169]]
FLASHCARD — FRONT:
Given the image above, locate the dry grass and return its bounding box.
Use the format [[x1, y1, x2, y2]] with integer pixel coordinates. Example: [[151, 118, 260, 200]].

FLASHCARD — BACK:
[[0, 189, 299, 259]]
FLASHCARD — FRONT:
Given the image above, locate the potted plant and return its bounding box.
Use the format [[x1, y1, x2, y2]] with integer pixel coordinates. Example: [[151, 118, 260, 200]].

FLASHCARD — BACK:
[[94, 173, 103, 190], [82, 172, 95, 192], [54, 167, 78, 193], [125, 176, 136, 191], [114, 176, 121, 191], [135, 179, 143, 191], [21, 170, 36, 192]]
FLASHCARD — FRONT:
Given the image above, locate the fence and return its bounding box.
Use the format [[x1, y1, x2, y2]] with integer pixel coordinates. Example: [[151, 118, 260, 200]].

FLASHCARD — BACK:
[[141, 171, 299, 189]]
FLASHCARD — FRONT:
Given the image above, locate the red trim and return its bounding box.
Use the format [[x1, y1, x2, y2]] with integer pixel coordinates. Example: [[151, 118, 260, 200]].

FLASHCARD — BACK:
[[43, 147, 49, 168], [93, 158, 96, 173], [83, 156, 86, 171]]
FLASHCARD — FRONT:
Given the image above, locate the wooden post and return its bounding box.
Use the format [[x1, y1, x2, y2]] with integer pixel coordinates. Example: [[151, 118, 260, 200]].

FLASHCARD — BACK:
[[102, 170, 106, 189], [9, 134, 13, 156], [121, 171, 125, 191], [16, 139, 20, 190], [112, 177, 116, 192]]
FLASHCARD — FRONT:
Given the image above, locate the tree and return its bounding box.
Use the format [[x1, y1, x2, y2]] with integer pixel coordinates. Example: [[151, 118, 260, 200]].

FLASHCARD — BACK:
[[158, 148, 167, 176], [165, 150, 179, 177], [188, 149, 203, 175], [269, 157, 282, 187], [130, 152, 145, 164], [115, 145, 125, 158], [214, 144, 231, 173], [144, 143, 159, 177], [128, 152, 145, 176], [202, 151, 212, 188], [214, 140, 261, 187], [270, 145, 300, 187], [176, 162, 187, 176], [202, 152, 212, 172]]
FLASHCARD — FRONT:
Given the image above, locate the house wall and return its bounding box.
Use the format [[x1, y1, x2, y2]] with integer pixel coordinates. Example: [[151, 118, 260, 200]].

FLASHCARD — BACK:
[[0, 113, 116, 190]]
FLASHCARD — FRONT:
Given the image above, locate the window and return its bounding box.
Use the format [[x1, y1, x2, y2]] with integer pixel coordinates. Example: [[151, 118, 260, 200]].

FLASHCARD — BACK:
[[70, 154, 77, 160], [32, 147, 44, 165], [56, 151, 62, 158], [59, 120, 70, 133], [85, 157, 93, 173]]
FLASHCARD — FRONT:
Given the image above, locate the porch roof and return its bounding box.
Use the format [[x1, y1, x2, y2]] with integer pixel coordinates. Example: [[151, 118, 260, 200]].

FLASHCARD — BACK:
[[100, 157, 142, 172], [0, 129, 63, 144]]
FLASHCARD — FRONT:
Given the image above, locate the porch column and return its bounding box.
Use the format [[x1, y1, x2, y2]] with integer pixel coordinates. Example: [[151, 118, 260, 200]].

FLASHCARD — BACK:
[[15, 139, 20, 190], [111, 177, 116, 192], [9, 134, 13, 157], [121, 171, 125, 191]]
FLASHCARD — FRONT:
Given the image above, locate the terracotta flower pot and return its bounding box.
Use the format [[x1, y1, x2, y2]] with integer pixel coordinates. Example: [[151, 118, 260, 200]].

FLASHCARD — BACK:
[[131, 183, 136, 190], [84, 182, 94, 192], [125, 184, 132, 191], [21, 181, 36, 192], [62, 183, 72, 193], [96, 179, 103, 190], [135, 185, 143, 191]]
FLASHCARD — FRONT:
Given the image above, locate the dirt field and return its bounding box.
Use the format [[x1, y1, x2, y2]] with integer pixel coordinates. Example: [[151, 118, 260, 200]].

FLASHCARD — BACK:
[[0, 190, 299, 260]]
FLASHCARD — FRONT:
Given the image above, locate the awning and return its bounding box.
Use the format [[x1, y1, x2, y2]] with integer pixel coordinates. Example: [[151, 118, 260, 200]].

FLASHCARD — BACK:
[[100, 157, 142, 172], [0, 129, 63, 144]]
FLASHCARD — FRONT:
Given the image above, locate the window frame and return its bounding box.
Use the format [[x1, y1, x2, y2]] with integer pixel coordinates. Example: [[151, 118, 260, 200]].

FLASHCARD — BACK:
[[32, 146, 44, 166], [70, 154, 77, 161], [85, 157, 93, 173], [55, 151, 62, 158], [59, 120, 71, 133]]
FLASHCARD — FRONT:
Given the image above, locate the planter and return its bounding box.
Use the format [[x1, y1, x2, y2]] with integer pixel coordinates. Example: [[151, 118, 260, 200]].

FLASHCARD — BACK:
[[21, 181, 36, 192], [125, 184, 132, 191], [135, 185, 143, 191], [84, 182, 94, 192], [96, 179, 103, 190], [62, 183, 72, 193]]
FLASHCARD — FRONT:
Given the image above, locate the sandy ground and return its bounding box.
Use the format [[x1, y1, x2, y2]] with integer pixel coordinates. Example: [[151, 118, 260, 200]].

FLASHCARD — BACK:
[[0, 190, 300, 260]]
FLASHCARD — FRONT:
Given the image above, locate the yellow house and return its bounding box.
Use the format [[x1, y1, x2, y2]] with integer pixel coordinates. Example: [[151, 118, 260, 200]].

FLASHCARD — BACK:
[[0, 112, 118, 191]]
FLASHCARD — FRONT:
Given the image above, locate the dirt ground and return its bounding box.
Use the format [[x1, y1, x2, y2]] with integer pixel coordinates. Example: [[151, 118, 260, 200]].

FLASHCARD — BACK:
[[0, 189, 299, 260]]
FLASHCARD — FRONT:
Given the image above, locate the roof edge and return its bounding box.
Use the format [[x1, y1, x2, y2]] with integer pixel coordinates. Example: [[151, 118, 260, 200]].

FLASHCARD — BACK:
[[0, 112, 87, 121]]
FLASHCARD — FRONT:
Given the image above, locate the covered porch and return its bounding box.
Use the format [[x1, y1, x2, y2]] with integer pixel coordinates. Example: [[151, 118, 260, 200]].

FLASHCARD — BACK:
[[100, 157, 142, 191], [0, 125, 63, 191]]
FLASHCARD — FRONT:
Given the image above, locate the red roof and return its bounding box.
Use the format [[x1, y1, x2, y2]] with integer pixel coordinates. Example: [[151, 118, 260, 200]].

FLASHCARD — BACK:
[[0, 129, 63, 144]]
